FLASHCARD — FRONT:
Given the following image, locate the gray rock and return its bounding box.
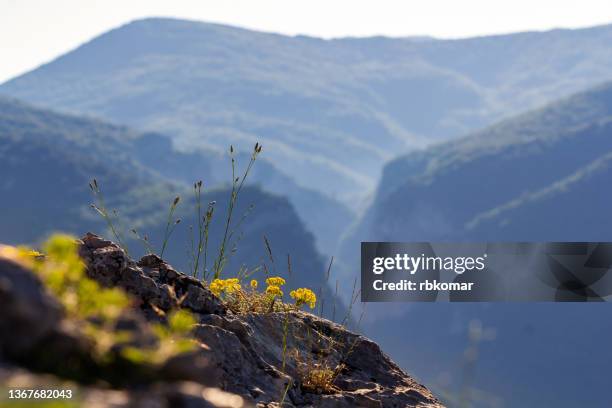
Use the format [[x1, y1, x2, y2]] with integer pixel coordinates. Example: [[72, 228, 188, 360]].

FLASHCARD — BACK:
[[79, 233, 226, 315], [0, 362, 252, 407], [1, 235, 444, 407], [0, 248, 63, 356]]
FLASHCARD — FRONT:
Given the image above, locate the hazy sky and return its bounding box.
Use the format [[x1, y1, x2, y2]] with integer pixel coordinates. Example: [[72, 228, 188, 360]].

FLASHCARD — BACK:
[[2, 0, 612, 83]]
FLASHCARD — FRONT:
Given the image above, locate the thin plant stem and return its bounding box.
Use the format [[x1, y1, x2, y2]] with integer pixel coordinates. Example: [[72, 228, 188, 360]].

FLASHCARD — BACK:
[[202, 201, 215, 280], [89, 179, 129, 255], [213, 143, 262, 279], [281, 305, 290, 373], [131, 228, 155, 255], [192, 181, 204, 278], [160, 195, 181, 258]]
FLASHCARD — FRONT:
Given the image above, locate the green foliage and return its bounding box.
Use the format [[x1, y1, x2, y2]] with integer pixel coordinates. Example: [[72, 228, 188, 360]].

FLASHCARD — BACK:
[[23, 235, 196, 367], [122, 309, 197, 366], [34, 234, 130, 324]]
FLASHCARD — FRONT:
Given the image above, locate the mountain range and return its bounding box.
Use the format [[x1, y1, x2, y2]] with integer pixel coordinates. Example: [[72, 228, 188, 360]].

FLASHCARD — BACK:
[[3, 17, 612, 407], [0, 96, 338, 307], [345, 80, 612, 246], [3, 18, 612, 205], [339, 78, 612, 408]]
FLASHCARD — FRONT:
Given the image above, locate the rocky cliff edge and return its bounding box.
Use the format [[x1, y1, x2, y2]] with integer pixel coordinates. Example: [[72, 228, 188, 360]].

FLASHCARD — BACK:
[[0, 233, 443, 408]]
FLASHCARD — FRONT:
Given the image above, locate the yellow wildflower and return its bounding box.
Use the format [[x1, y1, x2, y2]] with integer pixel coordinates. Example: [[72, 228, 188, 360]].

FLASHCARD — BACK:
[[209, 278, 241, 297], [209, 279, 224, 296], [290, 288, 317, 309], [266, 285, 283, 298], [224, 278, 241, 294], [250, 279, 258, 289], [265, 276, 286, 287], [0, 245, 43, 267]]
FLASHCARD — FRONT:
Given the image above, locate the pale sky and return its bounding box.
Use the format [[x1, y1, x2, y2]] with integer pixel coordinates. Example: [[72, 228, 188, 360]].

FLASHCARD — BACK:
[[2, 0, 612, 83]]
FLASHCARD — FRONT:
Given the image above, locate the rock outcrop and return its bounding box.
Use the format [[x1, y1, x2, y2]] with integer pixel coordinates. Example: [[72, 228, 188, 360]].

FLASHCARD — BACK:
[[0, 234, 443, 407]]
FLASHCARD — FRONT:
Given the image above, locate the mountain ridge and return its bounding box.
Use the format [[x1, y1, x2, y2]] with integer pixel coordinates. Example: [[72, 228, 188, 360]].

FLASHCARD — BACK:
[[334, 78, 612, 408], [0, 95, 332, 297], [5, 17, 612, 204]]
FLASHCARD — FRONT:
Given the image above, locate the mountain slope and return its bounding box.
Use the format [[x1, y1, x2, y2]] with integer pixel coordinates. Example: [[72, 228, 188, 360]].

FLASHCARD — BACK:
[[0, 96, 331, 299], [356, 81, 612, 243], [466, 147, 612, 240], [4, 18, 612, 202], [130, 132, 354, 253], [0, 96, 163, 244], [338, 80, 612, 408]]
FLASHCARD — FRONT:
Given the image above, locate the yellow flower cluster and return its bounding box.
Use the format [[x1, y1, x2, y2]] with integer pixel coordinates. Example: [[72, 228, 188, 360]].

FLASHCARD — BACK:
[[290, 288, 317, 309], [266, 276, 286, 287], [265, 276, 285, 299], [206, 274, 318, 314], [0, 246, 43, 267], [209, 278, 241, 297], [266, 285, 283, 297]]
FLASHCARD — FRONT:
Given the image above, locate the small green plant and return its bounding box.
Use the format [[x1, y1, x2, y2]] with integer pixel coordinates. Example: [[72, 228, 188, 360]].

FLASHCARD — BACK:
[[89, 143, 262, 284], [287, 260, 365, 398], [85, 143, 368, 401], [89, 179, 128, 254], [90, 182, 182, 260], [292, 349, 343, 394], [11, 235, 196, 366], [206, 275, 290, 314], [121, 309, 196, 365], [212, 143, 262, 280]]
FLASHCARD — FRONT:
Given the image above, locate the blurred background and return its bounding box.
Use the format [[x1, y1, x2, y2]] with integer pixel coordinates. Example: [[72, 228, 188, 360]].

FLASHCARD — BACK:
[[2, 1, 612, 406]]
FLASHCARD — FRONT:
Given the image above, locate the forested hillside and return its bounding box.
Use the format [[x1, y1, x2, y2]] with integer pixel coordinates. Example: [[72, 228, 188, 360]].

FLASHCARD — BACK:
[[0, 96, 329, 295], [4, 18, 612, 203]]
